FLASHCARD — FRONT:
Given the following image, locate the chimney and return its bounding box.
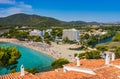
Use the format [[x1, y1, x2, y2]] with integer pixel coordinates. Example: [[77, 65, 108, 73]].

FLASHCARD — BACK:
[[63, 66, 67, 72], [75, 56, 80, 66], [112, 53, 115, 61], [63, 68, 67, 72], [105, 53, 110, 65], [20, 64, 25, 76]]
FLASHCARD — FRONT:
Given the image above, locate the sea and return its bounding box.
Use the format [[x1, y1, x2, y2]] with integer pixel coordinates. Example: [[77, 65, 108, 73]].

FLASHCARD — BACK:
[[0, 42, 55, 75]]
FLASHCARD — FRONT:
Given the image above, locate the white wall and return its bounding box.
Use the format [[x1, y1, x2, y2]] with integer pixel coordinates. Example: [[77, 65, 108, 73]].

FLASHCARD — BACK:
[[62, 29, 80, 41], [29, 29, 41, 36], [63, 66, 96, 75]]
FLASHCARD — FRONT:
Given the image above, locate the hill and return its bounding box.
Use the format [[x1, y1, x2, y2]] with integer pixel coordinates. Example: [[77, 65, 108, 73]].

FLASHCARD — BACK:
[[0, 13, 62, 26], [0, 13, 100, 27]]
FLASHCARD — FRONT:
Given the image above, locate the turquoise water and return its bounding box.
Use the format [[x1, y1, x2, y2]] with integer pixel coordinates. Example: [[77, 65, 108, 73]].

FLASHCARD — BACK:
[[97, 36, 113, 44], [93, 36, 113, 47], [0, 42, 55, 75]]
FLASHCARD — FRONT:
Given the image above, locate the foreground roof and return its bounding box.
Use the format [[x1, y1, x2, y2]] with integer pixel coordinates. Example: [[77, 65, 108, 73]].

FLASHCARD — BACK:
[[64, 59, 105, 69], [79, 66, 120, 79], [1, 59, 120, 79], [36, 71, 93, 79], [0, 72, 39, 79]]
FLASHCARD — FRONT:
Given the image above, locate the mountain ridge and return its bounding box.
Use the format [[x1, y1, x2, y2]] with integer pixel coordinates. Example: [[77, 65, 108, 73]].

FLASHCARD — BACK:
[[0, 13, 100, 27]]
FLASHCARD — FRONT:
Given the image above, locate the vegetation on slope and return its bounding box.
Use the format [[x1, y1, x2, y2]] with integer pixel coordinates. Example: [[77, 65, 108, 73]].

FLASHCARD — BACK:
[[51, 58, 69, 69], [0, 46, 21, 74], [0, 13, 62, 26], [113, 33, 120, 42], [0, 13, 100, 27]]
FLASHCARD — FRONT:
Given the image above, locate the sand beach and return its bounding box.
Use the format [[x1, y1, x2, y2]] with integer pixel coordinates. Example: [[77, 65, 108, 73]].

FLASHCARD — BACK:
[[0, 38, 84, 62]]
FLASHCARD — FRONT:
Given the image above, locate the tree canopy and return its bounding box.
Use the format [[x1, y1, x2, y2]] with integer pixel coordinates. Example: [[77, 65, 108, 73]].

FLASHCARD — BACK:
[[25, 68, 38, 74], [51, 58, 69, 69], [77, 50, 101, 59], [0, 46, 21, 73], [113, 33, 120, 42]]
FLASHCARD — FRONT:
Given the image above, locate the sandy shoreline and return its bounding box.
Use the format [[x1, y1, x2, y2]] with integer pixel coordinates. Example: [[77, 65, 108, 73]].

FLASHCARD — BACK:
[[0, 38, 84, 62]]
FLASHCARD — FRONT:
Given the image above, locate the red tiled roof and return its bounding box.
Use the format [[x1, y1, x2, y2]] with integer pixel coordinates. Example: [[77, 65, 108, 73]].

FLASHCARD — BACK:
[[111, 58, 120, 65], [0, 71, 93, 79], [0, 71, 39, 79], [87, 66, 120, 79], [36, 71, 93, 79], [36, 66, 120, 79], [64, 59, 105, 69], [1, 59, 120, 79]]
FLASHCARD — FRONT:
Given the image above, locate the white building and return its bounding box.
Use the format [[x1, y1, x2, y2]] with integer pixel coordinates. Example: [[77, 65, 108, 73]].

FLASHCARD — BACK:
[[29, 29, 41, 36], [46, 29, 52, 35], [62, 29, 80, 41]]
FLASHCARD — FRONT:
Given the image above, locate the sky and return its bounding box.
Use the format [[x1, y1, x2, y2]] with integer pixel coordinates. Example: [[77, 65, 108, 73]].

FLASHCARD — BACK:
[[0, 0, 120, 22]]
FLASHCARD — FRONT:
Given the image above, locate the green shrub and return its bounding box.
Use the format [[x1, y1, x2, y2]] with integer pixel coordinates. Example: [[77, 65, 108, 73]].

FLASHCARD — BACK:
[[77, 50, 101, 59], [78, 53, 86, 59], [10, 68, 16, 73], [0, 46, 21, 74], [113, 33, 120, 42], [96, 45, 108, 52], [26, 68, 38, 74], [115, 47, 120, 58], [74, 53, 78, 57], [85, 50, 101, 59], [51, 58, 69, 69], [62, 37, 75, 44]]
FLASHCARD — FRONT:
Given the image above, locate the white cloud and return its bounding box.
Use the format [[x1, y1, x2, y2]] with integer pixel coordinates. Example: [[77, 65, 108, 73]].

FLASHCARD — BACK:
[[0, 7, 21, 17], [0, 0, 33, 17], [18, 2, 32, 9], [0, 0, 15, 4]]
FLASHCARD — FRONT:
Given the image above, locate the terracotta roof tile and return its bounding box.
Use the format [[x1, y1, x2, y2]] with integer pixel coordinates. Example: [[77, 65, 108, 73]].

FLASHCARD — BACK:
[[1, 59, 120, 79], [64, 59, 105, 69], [0, 71, 39, 79], [111, 58, 120, 65], [87, 66, 120, 79], [36, 71, 93, 79]]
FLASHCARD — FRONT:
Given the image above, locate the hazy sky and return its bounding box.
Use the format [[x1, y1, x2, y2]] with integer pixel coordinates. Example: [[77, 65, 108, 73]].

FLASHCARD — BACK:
[[0, 0, 120, 22]]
